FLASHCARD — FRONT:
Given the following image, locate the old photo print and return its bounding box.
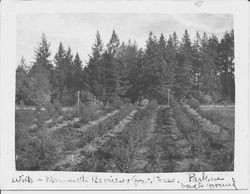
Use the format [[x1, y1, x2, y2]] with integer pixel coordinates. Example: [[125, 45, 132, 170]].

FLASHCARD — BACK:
[[0, 0, 249, 191]]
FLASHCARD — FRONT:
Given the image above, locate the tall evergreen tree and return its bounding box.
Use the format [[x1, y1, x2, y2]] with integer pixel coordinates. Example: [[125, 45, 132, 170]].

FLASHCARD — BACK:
[[27, 34, 52, 107], [102, 52, 120, 102], [157, 34, 175, 102], [117, 40, 139, 100], [174, 30, 193, 100], [86, 31, 105, 99], [206, 34, 222, 101], [141, 32, 161, 99], [218, 30, 234, 102], [29, 34, 52, 79], [64, 47, 74, 90], [180, 29, 193, 69], [92, 30, 104, 60], [124, 46, 145, 102], [54, 42, 66, 68], [71, 53, 84, 91], [107, 30, 120, 57], [172, 31, 179, 50], [165, 35, 176, 88], [160, 35, 176, 99], [158, 33, 167, 58], [198, 33, 222, 101], [52, 42, 66, 103], [52, 44, 74, 104], [16, 57, 29, 104], [102, 30, 122, 102], [174, 53, 191, 100], [191, 31, 202, 92]]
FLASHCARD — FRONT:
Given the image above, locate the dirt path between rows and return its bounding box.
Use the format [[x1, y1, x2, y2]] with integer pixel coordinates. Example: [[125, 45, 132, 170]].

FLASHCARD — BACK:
[[128, 105, 162, 172], [47, 109, 119, 133], [151, 106, 193, 172], [129, 105, 197, 173], [53, 108, 137, 171], [73, 109, 120, 133], [81, 109, 138, 154]]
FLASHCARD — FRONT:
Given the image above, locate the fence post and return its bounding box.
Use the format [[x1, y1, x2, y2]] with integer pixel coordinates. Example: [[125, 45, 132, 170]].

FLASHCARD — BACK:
[[77, 90, 80, 109], [167, 88, 170, 106]]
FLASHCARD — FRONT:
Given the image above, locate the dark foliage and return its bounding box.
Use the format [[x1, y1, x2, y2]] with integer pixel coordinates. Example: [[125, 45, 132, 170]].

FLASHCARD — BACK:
[[16, 29, 234, 106]]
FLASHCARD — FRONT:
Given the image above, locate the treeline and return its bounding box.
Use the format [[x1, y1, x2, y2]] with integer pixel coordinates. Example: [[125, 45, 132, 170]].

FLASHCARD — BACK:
[[16, 29, 234, 107]]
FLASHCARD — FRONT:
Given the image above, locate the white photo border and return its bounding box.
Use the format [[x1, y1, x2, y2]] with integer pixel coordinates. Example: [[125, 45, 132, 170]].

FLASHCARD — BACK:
[[0, 0, 249, 191]]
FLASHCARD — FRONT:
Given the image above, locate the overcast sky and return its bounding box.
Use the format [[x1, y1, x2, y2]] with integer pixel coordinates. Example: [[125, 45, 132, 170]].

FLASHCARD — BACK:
[[17, 13, 233, 66]]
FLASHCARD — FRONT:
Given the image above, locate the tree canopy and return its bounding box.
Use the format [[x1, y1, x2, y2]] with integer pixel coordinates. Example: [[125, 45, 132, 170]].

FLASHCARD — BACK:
[[16, 29, 235, 106]]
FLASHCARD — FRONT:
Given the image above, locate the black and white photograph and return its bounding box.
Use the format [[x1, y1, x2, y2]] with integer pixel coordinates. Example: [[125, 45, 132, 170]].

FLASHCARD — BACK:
[[0, 0, 249, 191], [15, 12, 235, 172]]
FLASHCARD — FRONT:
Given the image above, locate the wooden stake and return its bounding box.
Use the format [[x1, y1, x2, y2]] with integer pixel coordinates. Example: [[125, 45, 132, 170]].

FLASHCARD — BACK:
[[77, 90, 80, 109], [167, 88, 170, 106]]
